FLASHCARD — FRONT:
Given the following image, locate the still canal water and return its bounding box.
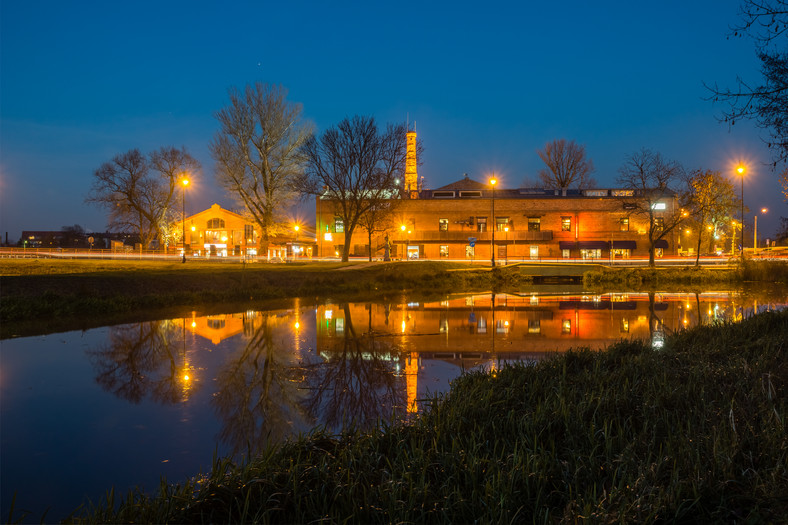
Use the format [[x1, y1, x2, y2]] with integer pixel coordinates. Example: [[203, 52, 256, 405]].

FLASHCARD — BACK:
[[2, 287, 786, 521]]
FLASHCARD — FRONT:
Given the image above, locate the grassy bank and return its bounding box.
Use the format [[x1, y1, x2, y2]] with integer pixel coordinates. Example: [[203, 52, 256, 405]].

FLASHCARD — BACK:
[[54, 308, 788, 524], [584, 259, 788, 288], [0, 260, 529, 337]]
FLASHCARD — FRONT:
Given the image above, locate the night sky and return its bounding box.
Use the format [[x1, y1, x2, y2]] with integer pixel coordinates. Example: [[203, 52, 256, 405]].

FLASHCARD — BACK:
[[1, 0, 784, 243]]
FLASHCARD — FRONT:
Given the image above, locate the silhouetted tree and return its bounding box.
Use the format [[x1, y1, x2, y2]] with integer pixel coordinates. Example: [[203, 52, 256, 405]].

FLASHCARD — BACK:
[[536, 139, 596, 190], [210, 83, 313, 252], [684, 169, 739, 265], [86, 147, 200, 248], [358, 200, 397, 262], [707, 0, 788, 165], [616, 149, 686, 267], [299, 116, 406, 262]]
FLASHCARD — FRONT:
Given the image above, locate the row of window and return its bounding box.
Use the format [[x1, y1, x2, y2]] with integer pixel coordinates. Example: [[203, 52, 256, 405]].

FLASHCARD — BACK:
[[330, 217, 635, 233]]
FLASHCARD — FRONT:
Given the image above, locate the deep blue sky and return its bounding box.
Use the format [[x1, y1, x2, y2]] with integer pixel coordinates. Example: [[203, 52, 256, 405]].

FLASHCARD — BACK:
[[1, 0, 785, 243]]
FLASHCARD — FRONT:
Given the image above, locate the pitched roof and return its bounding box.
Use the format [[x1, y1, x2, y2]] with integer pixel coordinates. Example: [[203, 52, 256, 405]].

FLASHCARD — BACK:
[[433, 174, 490, 191]]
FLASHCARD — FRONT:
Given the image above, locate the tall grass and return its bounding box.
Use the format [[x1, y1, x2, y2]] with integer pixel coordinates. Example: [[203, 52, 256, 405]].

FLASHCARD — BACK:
[[584, 259, 788, 288], [738, 258, 788, 283], [62, 308, 788, 524]]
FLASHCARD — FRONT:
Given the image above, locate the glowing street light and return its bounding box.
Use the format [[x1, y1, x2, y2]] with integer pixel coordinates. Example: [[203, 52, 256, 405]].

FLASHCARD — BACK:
[[736, 164, 745, 255], [490, 176, 497, 267], [294, 224, 300, 259], [181, 177, 189, 263]]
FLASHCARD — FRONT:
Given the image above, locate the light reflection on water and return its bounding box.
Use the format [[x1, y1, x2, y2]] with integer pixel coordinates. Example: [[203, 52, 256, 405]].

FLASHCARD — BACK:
[[1, 289, 785, 521]]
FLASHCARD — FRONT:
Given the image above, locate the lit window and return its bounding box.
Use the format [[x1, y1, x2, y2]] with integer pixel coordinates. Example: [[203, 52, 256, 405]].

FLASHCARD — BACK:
[[528, 218, 540, 232], [561, 217, 571, 231], [324, 232, 333, 241], [207, 218, 225, 229], [619, 218, 629, 232], [334, 218, 344, 233], [465, 245, 475, 258], [440, 245, 449, 258], [654, 218, 665, 231], [496, 217, 509, 231], [439, 218, 448, 231], [651, 202, 667, 210], [476, 217, 487, 232], [562, 319, 571, 334]]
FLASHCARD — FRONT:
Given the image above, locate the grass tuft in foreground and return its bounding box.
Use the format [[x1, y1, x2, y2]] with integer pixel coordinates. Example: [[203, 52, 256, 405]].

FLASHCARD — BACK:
[[61, 308, 788, 524]]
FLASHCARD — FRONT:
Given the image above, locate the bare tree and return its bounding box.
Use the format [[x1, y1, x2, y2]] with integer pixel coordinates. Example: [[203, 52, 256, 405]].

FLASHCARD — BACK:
[[706, 0, 788, 165], [536, 139, 596, 190], [780, 167, 788, 201], [358, 200, 397, 262], [149, 146, 201, 245], [299, 116, 406, 262], [684, 169, 739, 266], [86, 147, 200, 248], [616, 149, 686, 267], [210, 83, 313, 253]]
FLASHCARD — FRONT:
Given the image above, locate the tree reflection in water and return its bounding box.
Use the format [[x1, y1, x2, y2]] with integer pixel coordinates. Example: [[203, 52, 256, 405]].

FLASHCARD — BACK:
[[211, 312, 312, 456], [87, 320, 187, 404], [303, 303, 406, 431]]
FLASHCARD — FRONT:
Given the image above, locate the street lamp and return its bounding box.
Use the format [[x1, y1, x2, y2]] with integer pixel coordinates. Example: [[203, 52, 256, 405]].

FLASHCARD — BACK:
[[737, 164, 745, 255], [754, 207, 768, 253], [490, 176, 497, 267], [294, 224, 300, 259], [181, 177, 189, 263]]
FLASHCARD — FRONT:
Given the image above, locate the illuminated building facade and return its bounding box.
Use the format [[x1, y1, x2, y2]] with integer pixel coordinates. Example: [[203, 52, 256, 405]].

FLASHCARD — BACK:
[[174, 203, 313, 259], [316, 175, 679, 260]]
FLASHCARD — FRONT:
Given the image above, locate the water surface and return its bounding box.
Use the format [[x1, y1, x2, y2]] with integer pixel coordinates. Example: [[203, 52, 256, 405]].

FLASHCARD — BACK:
[[2, 288, 785, 521]]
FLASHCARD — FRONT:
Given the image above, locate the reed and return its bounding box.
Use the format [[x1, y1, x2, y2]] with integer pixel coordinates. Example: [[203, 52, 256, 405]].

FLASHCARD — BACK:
[[60, 308, 788, 524]]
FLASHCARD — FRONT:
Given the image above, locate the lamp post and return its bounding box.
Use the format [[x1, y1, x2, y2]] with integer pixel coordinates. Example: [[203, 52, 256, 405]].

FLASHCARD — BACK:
[[754, 207, 768, 254], [490, 176, 497, 267], [737, 165, 745, 255], [181, 177, 189, 263]]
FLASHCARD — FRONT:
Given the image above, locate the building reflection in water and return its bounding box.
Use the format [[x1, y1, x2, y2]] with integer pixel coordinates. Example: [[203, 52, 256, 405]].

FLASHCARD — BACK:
[[87, 290, 786, 454]]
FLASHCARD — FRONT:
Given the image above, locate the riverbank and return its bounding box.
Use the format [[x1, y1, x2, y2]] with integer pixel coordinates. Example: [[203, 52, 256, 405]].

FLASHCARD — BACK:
[[0, 260, 533, 338], [47, 307, 787, 524], [584, 259, 788, 288], [4, 258, 788, 338]]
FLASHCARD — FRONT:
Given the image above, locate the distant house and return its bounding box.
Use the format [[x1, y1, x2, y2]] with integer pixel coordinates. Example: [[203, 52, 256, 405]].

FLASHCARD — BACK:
[[19, 230, 137, 249]]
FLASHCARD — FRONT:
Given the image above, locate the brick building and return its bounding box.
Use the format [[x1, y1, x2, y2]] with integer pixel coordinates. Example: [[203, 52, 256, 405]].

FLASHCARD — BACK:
[[315, 175, 679, 261], [174, 203, 315, 259]]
